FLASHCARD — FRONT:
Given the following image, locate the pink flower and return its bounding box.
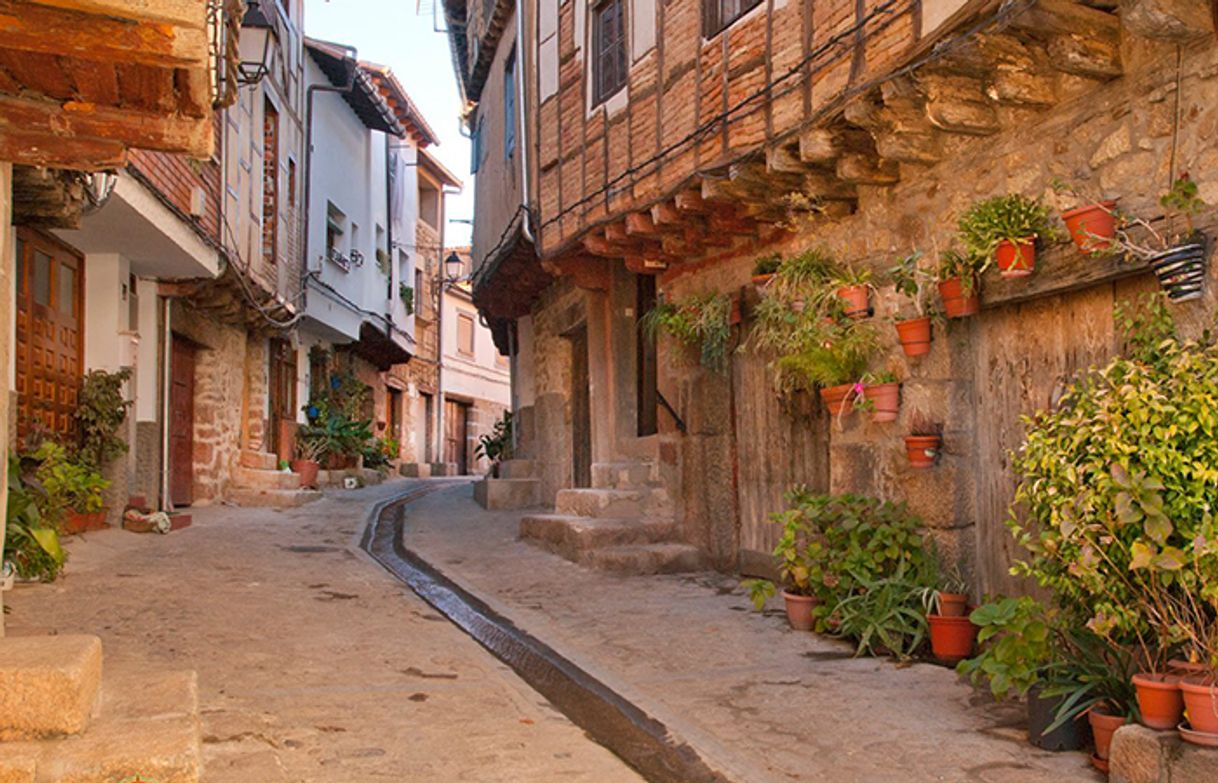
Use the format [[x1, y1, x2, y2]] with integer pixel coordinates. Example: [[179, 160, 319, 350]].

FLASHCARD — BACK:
[[852, 383, 865, 394]]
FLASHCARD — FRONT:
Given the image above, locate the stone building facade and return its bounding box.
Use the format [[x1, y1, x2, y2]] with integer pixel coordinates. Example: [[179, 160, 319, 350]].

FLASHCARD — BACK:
[[449, 0, 1218, 589]]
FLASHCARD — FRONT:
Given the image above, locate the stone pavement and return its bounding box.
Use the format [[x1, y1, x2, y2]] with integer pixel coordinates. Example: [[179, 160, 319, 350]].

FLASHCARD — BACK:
[[2, 478, 642, 783], [400, 483, 1101, 783]]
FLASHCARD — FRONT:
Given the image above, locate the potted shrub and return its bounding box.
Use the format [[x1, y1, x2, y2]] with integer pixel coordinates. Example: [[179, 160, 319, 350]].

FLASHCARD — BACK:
[[476, 411, 514, 477], [921, 565, 977, 664], [75, 368, 133, 471], [34, 442, 108, 533], [744, 502, 822, 631], [4, 454, 67, 582], [1110, 174, 1209, 303], [1051, 178, 1119, 253], [833, 561, 934, 660], [291, 428, 325, 489], [904, 410, 942, 469], [855, 371, 900, 423], [751, 253, 782, 289], [772, 320, 876, 416], [834, 265, 872, 320], [936, 248, 984, 318], [958, 194, 1057, 278], [889, 251, 936, 357], [641, 291, 732, 373]]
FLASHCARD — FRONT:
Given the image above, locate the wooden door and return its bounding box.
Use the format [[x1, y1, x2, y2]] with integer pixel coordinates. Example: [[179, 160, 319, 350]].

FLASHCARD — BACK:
[[267, 338, 296, 462], [14, 229, 83, 438], [443, 399, 468, 473], [570, 326, 592, 488], [169, 336, 196, 507], [731, 350, 830, 575]]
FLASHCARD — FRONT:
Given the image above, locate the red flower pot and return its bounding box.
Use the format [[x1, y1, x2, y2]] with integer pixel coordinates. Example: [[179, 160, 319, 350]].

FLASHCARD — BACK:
[[65, 509, 108, 534], [865, 382, 900, 423], [1133, 672, 1184, 730], [1180, 677, 1218, 735], [819, 383, 856, 416], [937, 591, 969, 617], [1089, 707, 1126, 761], [995, 237, 1036, 278], [928, 613, 978, 664], [291, 459, 321, 489], [1062, 200, 1117, 253], [938, 276, 980, 318], [894, 316, 932, 357], [904, 435, 941, 469], [752, 273, 775, 289], [782, 591, 817, 631], [837, 285, 870, 319]]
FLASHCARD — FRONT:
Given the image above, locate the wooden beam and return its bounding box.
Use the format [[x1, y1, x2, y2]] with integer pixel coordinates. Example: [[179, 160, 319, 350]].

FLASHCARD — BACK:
[[0, 1, 209, 69], [625, 211, 660, 238], [673, 188, 706, 213], [553, 255, 611, 291], [30, 0, 209, 29], [700, 176, 738, 203], [766, 145, 807, 175], [0, 127, 126, 169], [836, 154, 900, 185], [651, 200, 683, 226], [604, 221, 629, 244], [1008, 0, 1121, 38], [798, 128, 840, 163], [625, 255, 666, 274], [583, 233, 621, 258]]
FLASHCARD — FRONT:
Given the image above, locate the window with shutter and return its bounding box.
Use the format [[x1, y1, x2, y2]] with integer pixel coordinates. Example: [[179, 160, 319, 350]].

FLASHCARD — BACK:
[[702, 0, 762, 37], [592, 0, 627, 106]]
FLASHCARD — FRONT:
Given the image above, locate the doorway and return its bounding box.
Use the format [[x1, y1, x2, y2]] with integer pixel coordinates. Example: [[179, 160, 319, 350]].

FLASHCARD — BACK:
[[636, 274, 658, 437], [443, 398, 469, 473], [267, 338, 296, 463], [570, 325, 592, 488], [169, 336, 196, 507]]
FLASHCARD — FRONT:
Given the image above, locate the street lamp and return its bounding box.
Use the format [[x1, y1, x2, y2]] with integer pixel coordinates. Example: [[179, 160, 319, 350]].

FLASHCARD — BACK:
[[444, 251, 463, 282], [237, 1, 280, 86], [433, 251, 466, 472]]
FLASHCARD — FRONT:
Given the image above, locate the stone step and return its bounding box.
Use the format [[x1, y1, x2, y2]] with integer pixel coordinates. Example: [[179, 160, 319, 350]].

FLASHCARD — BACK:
[[231, 464, 299, 491], [228, 488, 323, 508], [37, 713, 201, 783], [520, 514, 677, 560], [238, 450, 279, 470], [0, 635, 102, 741], [430, 462, 460, 477], [399, 462, 431, 478], [584, 543, 706, 575], [554, 487, 668, 519], [591, 461, 659, 489], [100, 669, 198, 722], [497, 459, 536, 479], [474, 478, 541, 510]]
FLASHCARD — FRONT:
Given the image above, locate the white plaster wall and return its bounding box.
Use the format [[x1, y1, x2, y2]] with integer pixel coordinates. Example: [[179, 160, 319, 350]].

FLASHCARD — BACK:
[[441, 288, 511, 405], [82, 253, 133, 373], [135, 278, 160, 423], [632, 0, 656, 62]]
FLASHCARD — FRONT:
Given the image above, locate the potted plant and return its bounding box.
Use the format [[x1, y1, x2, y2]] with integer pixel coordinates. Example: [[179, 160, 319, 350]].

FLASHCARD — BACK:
[[399, 282, 415, 315], [744, 502, 822, 631], [834, 265, 872, 320], [75, 368, 133, 471], [855, 371, 899, 423], [958, 194, 1057, 278], [833, 561, 934, 660], [771, 319, 876, 416], [889, 251, 936, 356], [33, 442, 108, 533], [1110, 174, 1209, 303], [921, 565, 977, 664], [751, 253, 782, 289], [475, 411, 514, 477], [936, 248, 984, 318], [4, 454, 66, 582], [1050, 177, 1119, 253], [641, 291, 733, 373], [291, 427, 325, 489], [904, 410, 942, 469]]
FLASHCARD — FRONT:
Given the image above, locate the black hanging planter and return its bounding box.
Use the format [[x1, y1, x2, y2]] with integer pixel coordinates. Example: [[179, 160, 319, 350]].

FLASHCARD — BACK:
[[1149, 240, 1207, 303], [1027, 684, 1091, 752]]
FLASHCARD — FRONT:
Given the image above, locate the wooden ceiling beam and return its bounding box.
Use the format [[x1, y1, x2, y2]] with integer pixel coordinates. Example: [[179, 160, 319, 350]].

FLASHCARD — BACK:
[[0, 127, 126, 169], [651, 199, 683, 226], [30, 0, 208, 28], [674, 187, 707, 213], [624, 211, 660, 238]]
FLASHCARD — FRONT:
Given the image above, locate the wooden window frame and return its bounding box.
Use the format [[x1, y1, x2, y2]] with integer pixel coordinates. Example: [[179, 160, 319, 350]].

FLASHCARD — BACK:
[[456, 312, 476, 357], [702, 0, 763, 38], [504, 47, 517, 159], [591, 0, 628, 107]]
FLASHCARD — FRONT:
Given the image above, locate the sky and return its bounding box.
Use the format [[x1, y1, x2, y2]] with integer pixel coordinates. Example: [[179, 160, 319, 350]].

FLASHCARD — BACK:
[[303, 0, 473, 247]]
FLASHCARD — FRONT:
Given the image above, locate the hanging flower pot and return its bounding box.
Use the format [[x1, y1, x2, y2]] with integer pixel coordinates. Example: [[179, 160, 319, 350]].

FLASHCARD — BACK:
[[1132, 672, 1184, 730], [995, 237, 1036, 278], [782, 591, 817, 631], [1180, 677, 1218, 736], [927, 613, 978, 664], [865, 382, 900, 423], [938, 276, 980, 318], [1149, 242, 1207, 303], [1062, 201, 1117, 252], [904, 435, 941, 469], [894, 316, 932, 357], [837, 285, 870, 319], [819, 383, 855, 416], [1089, 707, 1126, 769]]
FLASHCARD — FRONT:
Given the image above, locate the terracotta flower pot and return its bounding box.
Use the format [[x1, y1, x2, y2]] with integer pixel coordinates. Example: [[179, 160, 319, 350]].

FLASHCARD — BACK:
[[865, 382, 900, 423], [928, 613, 978, 664], [1133, 672, 1184, 730], [819, 383, 856, 416], [65, 509, 108, 534], [782, 591, 817, 631], [752, 273, 775, 289], [291, 458, 321, 489], [1089, 707, 1126, 761], [937, 591, 969, 617], [894, 316, 932, 357], [905, 435, 941, 469], [1062, 200, 1117, 252], [1180, 677, 1218, 735], [938, 276, 980, 318], [837, 284, 870, 319], [995, 237, 1036, 278]]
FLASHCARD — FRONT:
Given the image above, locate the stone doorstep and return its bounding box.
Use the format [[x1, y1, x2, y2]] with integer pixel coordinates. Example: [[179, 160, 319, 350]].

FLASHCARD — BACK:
[[227, 488, 322, 508], [520, 514, 679, 563], [237, 450, 278, 471], [99, 670, 198, 722], [399, 462, 432, 478], [36, 714, 201, 783], [231, 464, 299, 492], [554, 487, 670, 519], [582, 543, 706, 575], [0, 635, 102, 741], [590, 461, 659, 490], [1110, 723, 1218, 783], [473, 477, 541, 510], [497, 459, 536, 479]]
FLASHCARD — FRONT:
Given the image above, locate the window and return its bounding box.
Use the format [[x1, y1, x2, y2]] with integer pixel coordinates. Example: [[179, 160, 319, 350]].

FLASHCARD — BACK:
[[470, 114, 482, 174], [457, 313, 475, 356], [702, 0, 762, 37], [419, 183, 440, 229], [128, 274, 139, 332], [326, 202, 348, 270], [504, 48, 516, 159], [593, 0, 627, 105], [262, 98, 279, 265]]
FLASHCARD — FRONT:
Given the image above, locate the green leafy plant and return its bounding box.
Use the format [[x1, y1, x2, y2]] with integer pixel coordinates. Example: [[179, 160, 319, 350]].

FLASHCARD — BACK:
[[936, 247, 988, 294], [771, 319, 878, 393], [294, 426, 327, 463], [958, 194, 1058, 256], [1040, 627, 1139, 732], [1114, 173, 1209, 258], [889, 251, 936, 318], [75, 368, 132, 470], [33, 441, 108, 522], [834, 265, 872, 288], [641, 291, 732, 372], [752, 253, 782, 277], [833, 562, 932, 659], [958, 596, 1054, 699], [399, 283, 415, 315], [300, 374, 375, 463], [3, 454, 66, 581], [376, 248, 392, 275], [475, 411, 514, 470]]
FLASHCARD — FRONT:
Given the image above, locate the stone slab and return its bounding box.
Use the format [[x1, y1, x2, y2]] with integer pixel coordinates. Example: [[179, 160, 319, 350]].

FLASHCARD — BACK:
[[473, 478, 540, 510], [398, 462, 432, 478], [0, 635, 101, 740], [45, 714, 201, 783], [100, 670, 198, 721], [497, 459, 536, 479], [0, 747, 37, 783], [1110, 723, 1218, 783]]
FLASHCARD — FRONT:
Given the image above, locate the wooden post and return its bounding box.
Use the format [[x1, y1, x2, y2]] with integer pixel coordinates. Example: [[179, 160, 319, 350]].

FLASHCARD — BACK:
[[0, 161, 12, 636]]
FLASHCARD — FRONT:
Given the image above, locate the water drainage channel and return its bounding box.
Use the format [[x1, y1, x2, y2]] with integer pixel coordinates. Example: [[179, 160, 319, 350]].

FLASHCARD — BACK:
[[361, 486, 734, 783]]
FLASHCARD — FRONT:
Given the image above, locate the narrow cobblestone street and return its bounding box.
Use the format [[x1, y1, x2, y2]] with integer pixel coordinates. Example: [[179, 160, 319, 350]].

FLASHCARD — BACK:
[[2, 479, 641, 783]]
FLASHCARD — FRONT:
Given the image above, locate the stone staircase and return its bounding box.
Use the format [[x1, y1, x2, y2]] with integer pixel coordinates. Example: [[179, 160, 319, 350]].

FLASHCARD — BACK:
[[0, 635, 201, 782], [519, 461, 703, 575], [474, 459, 541, 510], [228, 450, 321, 508]]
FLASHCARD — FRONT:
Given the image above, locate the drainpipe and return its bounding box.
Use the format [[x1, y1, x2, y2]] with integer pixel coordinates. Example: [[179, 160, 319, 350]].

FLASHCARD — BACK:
[[513, 0, 533, 245], [159, 296, 172, 510]]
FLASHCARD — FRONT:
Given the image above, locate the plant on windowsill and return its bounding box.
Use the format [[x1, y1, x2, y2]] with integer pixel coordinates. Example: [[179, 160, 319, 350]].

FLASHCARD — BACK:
[[376, 248, 392, 275], [935, 247, 986, 318], [889, 251, 938, 356], [399, 283, 415, 315], [958, 194, 1059, 279], [475, 411, 514, 478], [1109, 174, 1210, 303], [640, 291, 732, 373]]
